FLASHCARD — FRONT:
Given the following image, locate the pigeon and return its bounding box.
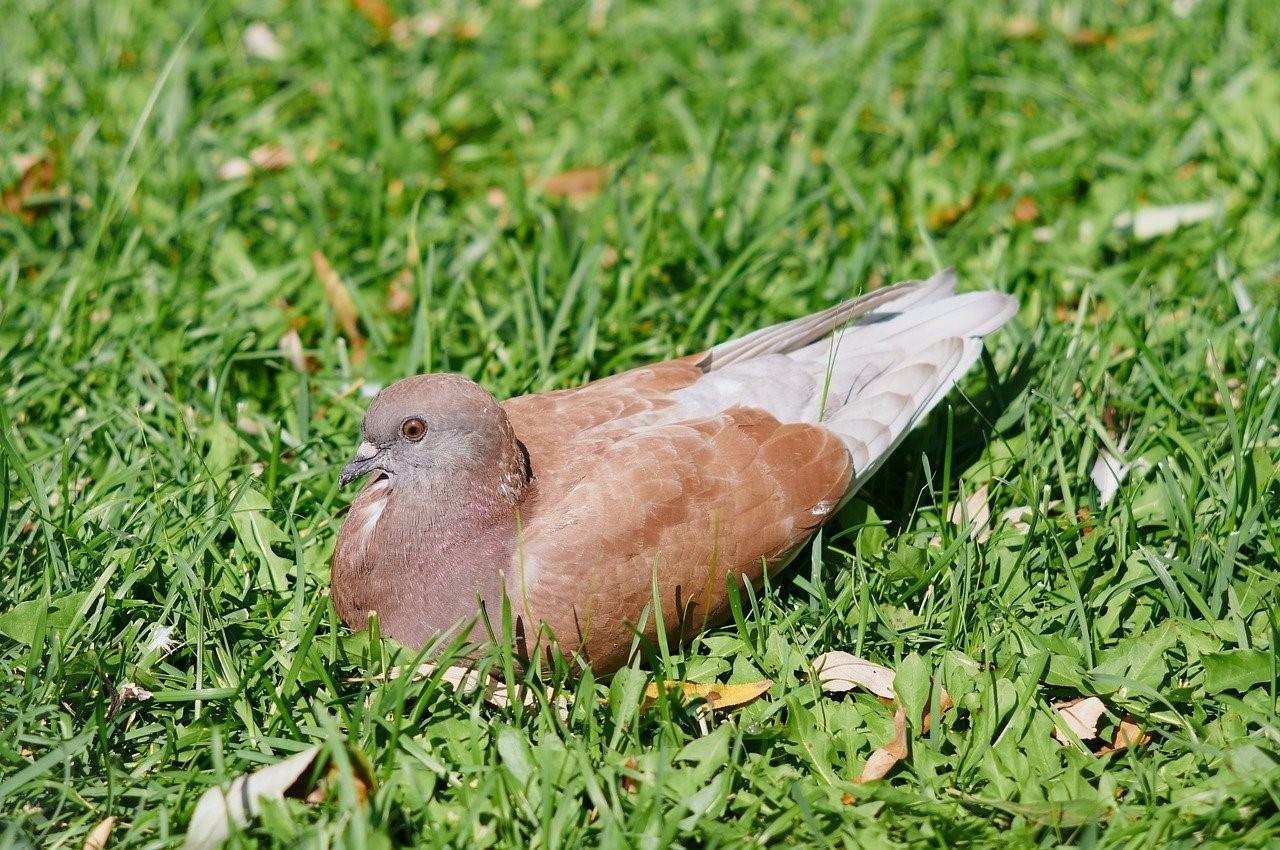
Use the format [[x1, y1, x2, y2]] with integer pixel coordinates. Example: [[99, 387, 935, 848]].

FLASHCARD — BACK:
[[332, 268, 1016, 673]]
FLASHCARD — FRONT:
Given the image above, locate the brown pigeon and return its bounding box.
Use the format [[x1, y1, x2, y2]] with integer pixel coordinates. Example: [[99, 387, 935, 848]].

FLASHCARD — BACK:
[[332, 269, 1016, 672]]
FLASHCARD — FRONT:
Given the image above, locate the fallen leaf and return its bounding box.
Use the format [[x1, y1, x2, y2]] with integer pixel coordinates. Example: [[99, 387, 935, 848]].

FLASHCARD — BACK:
[[249, 144, 293, 171], [1053, 696, 1107, 745], [83, 816, 115, 850], [858, 704, 907, 782], [1102, 715, 1150, 753], [812, 651, 896, 699], [184, 748, 319, 850], [1002, 499, 1063, 532], [3, 150, 57, 222], [243, 22, 284, 61], [643, 679, 772, 711], [351, 0, 394, 34], [387, 269, 414, 314], [1090, 435, 1129, 507], [854, 682, 952, 783], [216, 157, 253, 182], [184, 746, 372, 850], [948, 483, 991, 542], [1112, 200, 1219, 240], [1067, 27, 1110, 47], [1002, 16, 1043, 40], [348, 662, 571, 719], [1013, 196, 1039, 223], [925, 197, 973, 229], [311, 250, 366, 365], [278, 329, 311, 372], [539, 167, 609, 202]]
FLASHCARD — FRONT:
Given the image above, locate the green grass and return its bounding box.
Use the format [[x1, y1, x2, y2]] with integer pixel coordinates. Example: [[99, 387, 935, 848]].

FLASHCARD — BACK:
[[2, 0, 1279, 846]]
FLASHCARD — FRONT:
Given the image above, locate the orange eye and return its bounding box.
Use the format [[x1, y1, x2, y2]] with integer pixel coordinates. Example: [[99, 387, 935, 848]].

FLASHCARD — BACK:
[[401, 417, 427, 441]]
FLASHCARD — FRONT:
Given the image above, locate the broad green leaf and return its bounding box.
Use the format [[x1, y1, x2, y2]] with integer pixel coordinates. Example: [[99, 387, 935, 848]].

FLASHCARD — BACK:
[[0, 591, 89, 646], [1203, 649, 1273, 694]]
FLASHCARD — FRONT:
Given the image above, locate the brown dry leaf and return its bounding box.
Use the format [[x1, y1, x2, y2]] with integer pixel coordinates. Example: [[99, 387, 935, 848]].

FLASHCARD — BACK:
[[1053, 696, 1107, 745], [3, 151, 57, 222], [1100, 715, 1150, 754], [854, 686, 952, 783], [811, 651, 896, 699], [540, 167, 609, 202], [311, 250, 366, 365], [351, 0, 394, 34], [183, 746, 371, 850], [83, 816, 115, 850], [348, 663, 571, 719], [278, 329, 312, 372], [249, 144, 293, 171], [1013, 196, 1039, 223], [858, 704, 908, 783], [947, 483, 992, 542], [216, 157, 254, 181], [1067, 28, 1111, 47], [643, 679, 772, 711], [1002, 15, 1043, 40], [387, 269, 414, 314], [925, 197, 973, 229]]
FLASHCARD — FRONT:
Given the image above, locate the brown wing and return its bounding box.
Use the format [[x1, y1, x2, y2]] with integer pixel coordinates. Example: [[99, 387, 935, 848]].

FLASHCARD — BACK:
[[502, 358, 703, 477], [510, 406, 852, 672]]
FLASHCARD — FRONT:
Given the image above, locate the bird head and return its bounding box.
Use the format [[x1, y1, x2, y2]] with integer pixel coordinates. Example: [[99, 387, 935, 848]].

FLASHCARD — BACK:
[[338, 373, 518, 488]]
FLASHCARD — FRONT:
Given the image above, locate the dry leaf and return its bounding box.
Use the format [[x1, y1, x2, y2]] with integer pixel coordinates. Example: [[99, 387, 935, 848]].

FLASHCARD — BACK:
[[1002, 16, 1043, 40], [1112, 201, 1219, 240], [249, 144, 293, 171], [1013, 196, 1039, 223], [812, 651, 896, 699], [1101, 715, 1150, 753], [351, 0, 394, 33], [184, 747, 321, 850], [387, 269, 414, 314], [1002, 499, 1063, 532], [540, 167, 608, 202], [3, 150, 57, 222], [1090, 435, 1129, 507], [348, 662, 571, 719], [278, 329, 310, 372], [243, 22, 284, 61], [925, 197, 973, 229], [643, 679, 772, 711], [948, 483, 992, 542], [311, 250, 366, 365], [83, 816, 115, 850], [185, 746, 372, 850], [1053, 696, 1107, 745], [858, 704, 907, 783], [216, 157, 253, 182]]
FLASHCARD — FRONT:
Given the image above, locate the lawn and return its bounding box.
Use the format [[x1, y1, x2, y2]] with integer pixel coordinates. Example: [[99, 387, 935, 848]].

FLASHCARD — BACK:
[[2, 0, 1279, 846]]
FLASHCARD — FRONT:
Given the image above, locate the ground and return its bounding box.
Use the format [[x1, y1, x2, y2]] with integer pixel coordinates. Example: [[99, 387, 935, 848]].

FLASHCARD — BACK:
[[2, 0, 1279, 847]]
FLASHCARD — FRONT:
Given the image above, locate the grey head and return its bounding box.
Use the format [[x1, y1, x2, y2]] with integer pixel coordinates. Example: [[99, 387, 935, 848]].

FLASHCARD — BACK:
[[338, 373, 526, 493]]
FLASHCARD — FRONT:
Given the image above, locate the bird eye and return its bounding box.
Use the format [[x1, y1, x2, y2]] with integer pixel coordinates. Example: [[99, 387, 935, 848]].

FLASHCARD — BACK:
[[401, 417, 427, 441]]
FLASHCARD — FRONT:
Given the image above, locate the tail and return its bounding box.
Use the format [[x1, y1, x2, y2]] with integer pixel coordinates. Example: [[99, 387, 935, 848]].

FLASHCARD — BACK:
[[681, 268, 1017, 487]]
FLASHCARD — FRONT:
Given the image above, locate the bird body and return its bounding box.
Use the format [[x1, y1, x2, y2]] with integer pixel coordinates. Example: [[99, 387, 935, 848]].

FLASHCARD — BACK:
[[332, 269, 1016, 672]]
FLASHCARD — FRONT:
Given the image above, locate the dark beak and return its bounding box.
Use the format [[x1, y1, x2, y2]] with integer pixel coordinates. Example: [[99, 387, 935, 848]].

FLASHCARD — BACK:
[[339, 441, 385, 486]]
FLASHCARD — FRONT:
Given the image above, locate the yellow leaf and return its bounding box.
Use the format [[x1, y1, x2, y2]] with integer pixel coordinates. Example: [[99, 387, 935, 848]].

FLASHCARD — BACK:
[[644, 679, 772, 710]]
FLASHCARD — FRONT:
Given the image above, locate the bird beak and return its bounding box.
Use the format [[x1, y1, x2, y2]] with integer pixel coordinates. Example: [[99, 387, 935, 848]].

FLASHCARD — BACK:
[[339, 441, 385, 486]]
